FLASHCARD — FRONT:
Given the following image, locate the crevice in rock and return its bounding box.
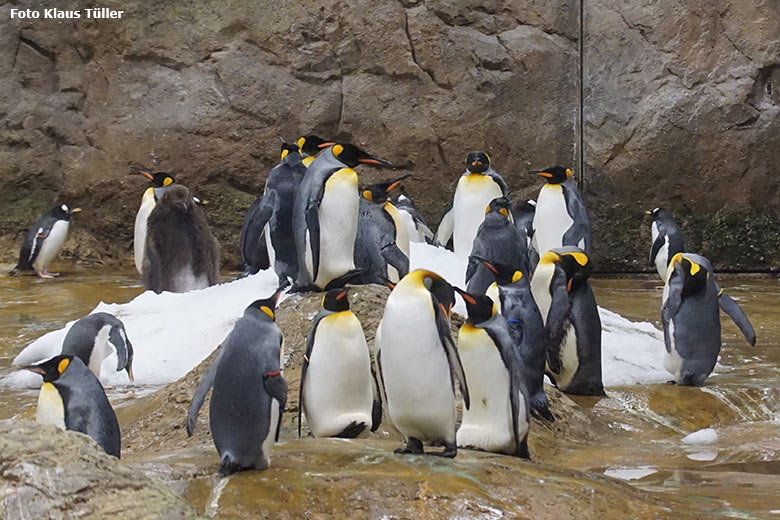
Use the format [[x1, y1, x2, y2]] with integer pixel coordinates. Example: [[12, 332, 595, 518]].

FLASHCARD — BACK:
[[403, 11, 447, 88], [602, 125, 637, 167], [436, 138, 450, 170], [12, 35, 21, 69], [122, 53, 187, 71], [212, 68, 232, 106], [337, 70, 345, 133], [19, 35, 56, 62]]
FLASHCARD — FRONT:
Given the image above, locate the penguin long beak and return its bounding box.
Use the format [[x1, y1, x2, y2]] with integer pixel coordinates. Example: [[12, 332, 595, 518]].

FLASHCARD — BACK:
[[530, 170, 553, 178], [359, 156, 395, 168], [130, 166, 155, 181], [385, 174, 412, 192], [71, 208, 82, 213], [23, 365, 45, 376], [469, 255, 498, 274], [644, 210, 652, 215], [126, 365, 135, 382], [318, 142, 336, 148], [453, 286, 477, 305]]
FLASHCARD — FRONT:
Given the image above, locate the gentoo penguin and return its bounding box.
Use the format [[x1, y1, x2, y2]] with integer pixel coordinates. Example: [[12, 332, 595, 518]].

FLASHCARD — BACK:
[[142, 184, 220, 294], [187, 288, 287, 475], [531, 247, 604, 396], [240, 140, 305, 279], [10, 204, 81, 278], [476, 257, 553, 421], [392, 190, 435, 244], [661, 253, 756, 386], [531, 166, 591, 258], [354, 175, 412, 284], [61, 312, 134, 382], [513, 199, 539, 271], [376, 269, 470, 457], [454, 287, 530, 458], [465, 197, 529, 295], [646, 207, 686, 280], [299, 288, 381, 438], [24, 355, 121, 458], [292, 143, 393, 292], [130, 166, 176, 275], [298, 135, 331, 167], [435, 152, 508, 256]]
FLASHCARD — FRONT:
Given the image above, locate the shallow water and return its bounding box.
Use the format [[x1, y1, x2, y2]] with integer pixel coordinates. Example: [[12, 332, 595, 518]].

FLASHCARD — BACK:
[[1, 266, 778, 517]]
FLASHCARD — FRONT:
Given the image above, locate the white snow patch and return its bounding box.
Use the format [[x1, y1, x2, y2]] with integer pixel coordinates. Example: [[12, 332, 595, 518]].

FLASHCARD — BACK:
[[682, 427, 718, 445], [686, 450, 718, 461], [604, 466, 657, 480]]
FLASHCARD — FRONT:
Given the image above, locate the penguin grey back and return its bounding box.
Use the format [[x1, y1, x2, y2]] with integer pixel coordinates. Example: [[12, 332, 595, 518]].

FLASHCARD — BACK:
[[61, 312, 133, 379], [265, 150, 306, 281], [354, 197, 409, 284]]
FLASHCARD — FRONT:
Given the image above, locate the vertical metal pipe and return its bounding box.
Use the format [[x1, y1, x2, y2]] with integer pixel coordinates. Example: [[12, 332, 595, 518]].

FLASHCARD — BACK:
[[578, 0, 585, 190]]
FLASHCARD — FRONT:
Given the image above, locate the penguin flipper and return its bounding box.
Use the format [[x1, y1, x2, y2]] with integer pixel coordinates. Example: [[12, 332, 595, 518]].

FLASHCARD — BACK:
[[380, 243, 409, 279], [240, 192, 275, 271], [263, 370, 288, 442], [649, 234, 665, 267], [545, 280, 572, 374], [299, 318, 320, 437], [561, 188, 592, 253], [661, 274, 684, 354], [108, 322, 132, 374], [717, 290, 757, 346], [369, 360, 383, 432], [186, 349, 224, 436], [305, 200, 321, 281], [433, 301, 470, 409], [434, 202, 454, 248]]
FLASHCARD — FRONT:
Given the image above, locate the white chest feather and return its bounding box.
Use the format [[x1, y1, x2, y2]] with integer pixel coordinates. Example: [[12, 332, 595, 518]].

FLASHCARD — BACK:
[[36, 382, 66, 430], [398, 209, 422, 243], [87, 325, 114, 378], [33, 220, 69, 272], [486, 283, 501, 309], [134, 189, 156, 274], [314, 169, 358, 287], [453, 175, 503, 257], [385, 203, 410, 257], [533, 184, 573, 257], [530, 263, 556, 322], [259, 398, 280, 470], [552, 325, 580, 389]]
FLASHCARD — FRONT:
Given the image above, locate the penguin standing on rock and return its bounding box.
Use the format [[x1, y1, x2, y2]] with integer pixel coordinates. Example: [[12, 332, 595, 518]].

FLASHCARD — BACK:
[[661, 253, 756, 386], [187, 289, 288, 475], [454, 287, 531, 458], [142, 184, 220, 294], [531, 166, 591, 258], [10, 204, 81, 278], [376, 269, 470, 457], [299, 288, 381, 438], [130, 167, 176, 275], [24, 355, 121, 458], [531, 247, 604, 396], [61, 312, 134, 382], [435, 152, 509, 257], [646, 207, 686, 280], [465, 197, 529, 295], [292, 143, 393, 292]]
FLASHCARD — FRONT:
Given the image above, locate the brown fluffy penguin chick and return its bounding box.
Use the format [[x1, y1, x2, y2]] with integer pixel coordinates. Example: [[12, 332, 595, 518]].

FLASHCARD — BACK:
[[142, 184, 220, 294]]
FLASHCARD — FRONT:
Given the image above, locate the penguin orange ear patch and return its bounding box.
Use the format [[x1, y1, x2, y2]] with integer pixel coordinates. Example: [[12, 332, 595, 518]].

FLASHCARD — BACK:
[[163, 177, 174, 187], [57, 358, 70, 374], [281, 149, 289, 160], [565, 168, 573, 178], [499, 208, 509, 217], [512, 271, 523, 283], [363, 190, 373, 201], [260, 306, 275, 320], [332, 144, 344, 157]]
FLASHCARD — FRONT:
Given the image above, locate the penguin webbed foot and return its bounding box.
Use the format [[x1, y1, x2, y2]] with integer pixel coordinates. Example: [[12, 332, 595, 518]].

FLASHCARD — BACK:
[[394, 437, 424, 455], [334, 420, 367, 439], [428, 441, 457, 458], [530, 405, 555, 423], [35, 270, 57, 279]]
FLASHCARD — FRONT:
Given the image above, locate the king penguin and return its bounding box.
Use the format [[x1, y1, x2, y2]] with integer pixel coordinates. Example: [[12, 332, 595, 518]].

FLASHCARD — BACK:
[[354, 175, 412, 284], [187, 288, 288, 475], [476, 257, 553, 421], [24, 355, 121, 458], [298, 135, 331, 168], [465, 197, 529, 295], [61, 312, 134, 382], [531, 166, 591, 258], [392, 190, 435, 244], [513, 199, 538, 271], [454, 287, 530, 458], [646, 207, 686, 280], [435, 152, 509, 257], [376, 269, 470, 457], [10, 204, 81, 278], [292, 143, 393, 292], [130, 166, 176, 275], [531, 247, 604, 396], [299, 288, 382, 438], [661, 252, 756, 386], [142, 184, 220, 294]]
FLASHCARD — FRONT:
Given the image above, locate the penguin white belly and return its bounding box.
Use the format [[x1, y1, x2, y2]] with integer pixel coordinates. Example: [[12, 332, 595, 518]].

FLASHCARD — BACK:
[[385, 203, 410, 257], [531, 263, 556, 320], [655, 241, 669, 280], [551, 325, 579, 390], [33, 220, 69, 273], [258, 398, 279, 470], [304, 312, 373, 437], [398, 209, 422, 243], [380, 291, 456, 443], [134, 189, 156, 274], [456, 327, 514, 453], [264, 222, 276, 269], [87, 325, 113, 378], [486, 282, 500, 309], [171, 267, 209, 293], [663, 320, 683, 381], [314, 170, 358, 288], [452, 175, 503, 257], [534, 184, 573, 257], [387, 265, 400, 283], [36, 382, 66, 430]]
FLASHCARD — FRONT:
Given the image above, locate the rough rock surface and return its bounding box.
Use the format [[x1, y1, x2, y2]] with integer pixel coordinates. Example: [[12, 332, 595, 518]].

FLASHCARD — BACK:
[[0, 0, 777, 271], [0, 421, 200, 519]]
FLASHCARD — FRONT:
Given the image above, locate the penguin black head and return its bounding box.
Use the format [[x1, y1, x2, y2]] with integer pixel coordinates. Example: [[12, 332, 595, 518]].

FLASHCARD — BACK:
[[130, 166, 176, 189], [52, 204, 82, 220], [470, 256, 524, 286], [160, 184, 193, 211], [297, 135, 332, 158], [541, 248, 591, 292], [24, 355, 74, 383], [514, 199, 536, 215], [645, 207, 675, 222], [531, 166, 572, 184], [485, 197, 512, 218], [248, 286, 285, 321], [279, 138, 301, 161], [361, 174, 412, 203], [332, 143, 394, 169], [321, 288, 350, 312], [668, 253, 708, 295], [454, 287, 495, 325], [465, 152, 491, 174], [418, 271, 455, 319]]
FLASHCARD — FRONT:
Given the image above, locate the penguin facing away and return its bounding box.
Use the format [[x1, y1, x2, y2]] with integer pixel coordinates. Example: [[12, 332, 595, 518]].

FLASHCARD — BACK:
[[435, 152, 509, 257], [531, 166, 591, 258], [187, 288, 288, 475], [297, 135, 331, 168], [292, 143, 393, 292], [661, 252, 756, 386], [392, 190, 435, 244], [513, 199, 539, 271], [10, 204, 81, 278], [130, 166, 176, 275], [454, 287, 531, 458], [238, 191, 271, 277], [531, 247, 604, 396], [299, 288, 382, 438], [645, 207, 686, 280], [24, 355, 121, 458], [142, 184, 220, 294], [465, 196, 529, 295], [476, 257, 553, 421], [61, 312, 134, 382], [376, 269, 470, 457]]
